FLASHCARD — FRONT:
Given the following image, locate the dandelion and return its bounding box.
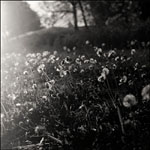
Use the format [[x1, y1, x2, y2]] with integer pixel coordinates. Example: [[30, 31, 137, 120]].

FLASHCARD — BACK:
[[97, 48, 102, 57], [131, 49, 136, 55], [80, 69, 85, 73], [102, 67, 109, 75], [16, 103, 21, 107], [42, 96, 47, 100], [42, 51, 50, 57], [141, 84, 150, 101], [115, 56, 119, 61], [53, 51, 57, 55], [123, 94, 137, 108], [36, 53, 41, 57], [37, 64, 45, 73], [10, 94, 16, 101], [89, 64, 94, 70], [32, 84, 37, 90], [112, 64, 117, 69], [81, 55, 86, 61], [73, 46, 76, 51], [98, 72, 106, 82], [64, 56, 71, 64], [45, 80, 55, 90], [108, 50, 116, 58], [102, 43, 106, 47], [84, 60, 89, 63], [23, 71, 28, 75], [90, 58, 97, 64], [60, 70, 67, 77], [85, 40, 90, 45], [25, 61, 29, 66], [130, 40, 135, 46], [42, 58, 47, 62], [67, 48, 71, 52], [63, 46, 67, 51], [120, 75, 127, 83], [75, 58, 81, 65]]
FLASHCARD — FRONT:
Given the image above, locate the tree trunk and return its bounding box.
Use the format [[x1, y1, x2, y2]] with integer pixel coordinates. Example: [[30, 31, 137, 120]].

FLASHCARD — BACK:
[[72, 2, 78, 30], [78, 1, 88, 29]]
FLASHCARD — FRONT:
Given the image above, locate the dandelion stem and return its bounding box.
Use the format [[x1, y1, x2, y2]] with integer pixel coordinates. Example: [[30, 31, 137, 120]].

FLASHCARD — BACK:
[[117, 106, 125, 135]]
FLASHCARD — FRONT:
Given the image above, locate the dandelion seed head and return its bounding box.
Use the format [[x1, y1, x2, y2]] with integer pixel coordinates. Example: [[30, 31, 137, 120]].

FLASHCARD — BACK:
[[131, 49, 136, 55], [123, 94, 137, 108], [141, 84, 150, 101]]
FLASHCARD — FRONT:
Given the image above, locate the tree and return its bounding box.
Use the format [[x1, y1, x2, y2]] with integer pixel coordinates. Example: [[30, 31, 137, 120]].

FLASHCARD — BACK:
[[27, 1, 93, 30], [78, 0, 88, 29], [1, 1, 41, 38]]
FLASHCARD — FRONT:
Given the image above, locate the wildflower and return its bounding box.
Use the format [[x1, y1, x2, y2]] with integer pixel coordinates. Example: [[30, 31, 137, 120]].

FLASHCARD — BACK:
[[42, 58, 47, 62], [32, 84, 37, 90], [45, 80, 55, 90], [108, 50, 116, 58], [37, 64, 45, 73], [67, 48, 71, 52], [84, 60, 89, 63], [53, 51, 57, 55], [63, 46, 67, 51], [89, 64, 94, 70], [25, 61, 29, 66], [42, 96, 47, 100], [49, 79, 55, 85], [75, 58, 81, 65], [98, 72, 106, 82], [141, 41, 145, 47], [36, 53, 41, 57], [97, 48, 102, 57], [64, 56, 71, 64], [141, 84, 150, 101], [102, 67, 109, 75], [73, 46, 76, 51], [56, 57, 59, 61], [112, 64, 117, 69], [42, 51, 50, 57], [81, 55, 86, 61], [80, 69, 85, 73], [23, 71, 28, 75], [85, 40, 90, 45], [16, 103, 21, 107], [123, 94, 137, 108], [120, 75, 127, 83], [131, 49, 136, 55], [90, 58, 97, 64], [9, 94, 16, 101], [115, 56, 119, 61], [130, 40, 135, 46], [60, 70, 67, 77], [102, 43, 105, 47]]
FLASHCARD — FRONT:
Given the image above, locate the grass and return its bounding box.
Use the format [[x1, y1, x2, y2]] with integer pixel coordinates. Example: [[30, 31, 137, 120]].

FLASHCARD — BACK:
[[1, 40, 150, 149]]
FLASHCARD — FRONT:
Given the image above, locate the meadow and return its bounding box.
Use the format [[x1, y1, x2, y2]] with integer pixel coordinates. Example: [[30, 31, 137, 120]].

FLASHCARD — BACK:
[[1, 40, 150, 150]]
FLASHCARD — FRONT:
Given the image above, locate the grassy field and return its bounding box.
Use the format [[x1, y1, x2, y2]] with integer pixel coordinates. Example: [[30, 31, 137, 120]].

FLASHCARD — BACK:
[[1, 38, 150, 149]]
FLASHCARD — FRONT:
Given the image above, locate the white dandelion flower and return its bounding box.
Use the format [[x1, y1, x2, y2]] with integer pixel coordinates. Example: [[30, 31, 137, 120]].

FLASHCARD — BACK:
[[141, 84, 150, 101], [123, 94, 137, 108]]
